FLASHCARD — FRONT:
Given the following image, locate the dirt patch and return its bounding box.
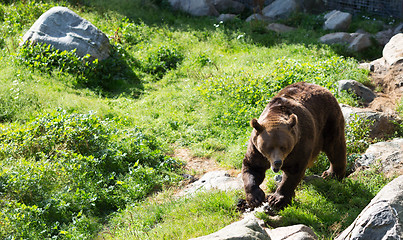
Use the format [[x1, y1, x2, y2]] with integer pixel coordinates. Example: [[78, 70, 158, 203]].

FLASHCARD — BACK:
[[368, 61, 403, 114]]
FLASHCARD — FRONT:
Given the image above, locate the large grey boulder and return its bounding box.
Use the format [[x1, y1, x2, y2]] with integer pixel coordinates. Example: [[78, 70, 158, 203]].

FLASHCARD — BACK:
[[267, 224, 318, 240], [335, 175, 403, 240], [383, 33, 403, 66], [374, 29, 394, 46], [190, 217, 271, 240], [338, 80, 376, 103], [262, 0, 301, 20], [177, 170, 243, 197], [20, 6, 110, 61], [323, 10, 352, 31], [348, 33, 372, 52], [319, 32, 352, 44], [168, 0, 219, 16], [356, 138, 403, 175]]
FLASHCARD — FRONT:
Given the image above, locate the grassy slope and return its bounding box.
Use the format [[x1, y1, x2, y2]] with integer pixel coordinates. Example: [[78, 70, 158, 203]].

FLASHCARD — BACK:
[[0, 0, 400, 239]]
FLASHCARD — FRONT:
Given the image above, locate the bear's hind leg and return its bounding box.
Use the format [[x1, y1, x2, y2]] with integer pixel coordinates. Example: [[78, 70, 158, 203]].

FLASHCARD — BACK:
[[323, 135, 347, 180]]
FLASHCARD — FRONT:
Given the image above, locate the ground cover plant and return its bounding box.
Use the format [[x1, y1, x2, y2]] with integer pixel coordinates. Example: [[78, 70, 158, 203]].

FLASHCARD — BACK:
[[0, 0, 400, 239]]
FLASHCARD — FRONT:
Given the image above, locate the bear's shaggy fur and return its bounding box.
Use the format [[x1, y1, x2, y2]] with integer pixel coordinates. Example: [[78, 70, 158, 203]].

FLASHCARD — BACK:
[[242, 82, 346, 210]]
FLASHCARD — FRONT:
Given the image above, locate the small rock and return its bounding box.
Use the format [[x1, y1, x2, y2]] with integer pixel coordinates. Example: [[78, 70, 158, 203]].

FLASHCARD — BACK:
[[348, 33, 372, 52], [189, 217, 271, 240], [374, 29, 394, 46], [177, 170, 243, 196], [393, 22, 403, 35], [266, 23, 296, 33], [319, 32, 352, 45], [20, 6, 110, 61], [217, 13, 237, 22], [168, 0, 219, 17], [323, 10, 352, 31], [338, 80, 376, 103], [267, 224, 318, 240], [245, 13, 266, 22]]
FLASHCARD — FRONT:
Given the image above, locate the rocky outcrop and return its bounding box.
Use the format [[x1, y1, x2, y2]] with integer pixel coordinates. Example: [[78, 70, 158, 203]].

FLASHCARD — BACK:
[[335, 175, 403, 240], [20, 6, 110, 61], [356, 138, 403, 175], [323, 10, 352, 31]]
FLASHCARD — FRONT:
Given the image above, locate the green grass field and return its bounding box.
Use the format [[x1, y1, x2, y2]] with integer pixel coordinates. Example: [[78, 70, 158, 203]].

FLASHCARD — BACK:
[[0, 1, 401, 239]]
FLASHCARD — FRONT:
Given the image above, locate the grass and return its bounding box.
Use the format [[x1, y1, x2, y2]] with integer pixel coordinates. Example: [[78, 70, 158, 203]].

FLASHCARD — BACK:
[[0, 0, 400, 239]]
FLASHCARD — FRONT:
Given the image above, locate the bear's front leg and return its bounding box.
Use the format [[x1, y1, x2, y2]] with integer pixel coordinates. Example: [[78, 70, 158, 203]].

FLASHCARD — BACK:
[[242, 164, 267, 208], [268, 170, 305, 210]]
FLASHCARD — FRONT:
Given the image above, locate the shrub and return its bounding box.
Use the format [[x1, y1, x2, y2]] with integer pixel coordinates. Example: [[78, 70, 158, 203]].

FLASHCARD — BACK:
[[0, 109, 182, 239]]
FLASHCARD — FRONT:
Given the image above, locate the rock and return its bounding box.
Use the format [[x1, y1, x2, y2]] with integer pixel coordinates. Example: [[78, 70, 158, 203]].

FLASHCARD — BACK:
[[356, 138, 403, 175], [245, 13, 266, 22], [267, 224, 318, 240], [217, 13, 237, 22], [323, 10, 352, 31], [266, 23, 295, 33], [262, 0, 302, 20], [20, 6, 110, 61], [340, 104, 400, 138], [177, 170, 243, 196], [383, 33, 403, 66], [348, 33, 372, 52], [374, 29, 394, 46], [319, 32, 352, 45], [190, 217, 271, 240], [168, 0, 219, 17], [213, 0, 245, 14], [338, 80, 376, 103], [335, 175, 403, 240]]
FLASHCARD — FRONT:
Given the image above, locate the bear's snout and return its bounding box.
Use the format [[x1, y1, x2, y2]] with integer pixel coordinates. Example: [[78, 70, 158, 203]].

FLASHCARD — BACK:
[[272, 160, 282, 172]]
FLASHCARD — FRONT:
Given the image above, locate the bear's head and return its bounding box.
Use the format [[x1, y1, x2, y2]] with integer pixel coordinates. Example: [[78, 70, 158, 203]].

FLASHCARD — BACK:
[[250, 114, 298, 173]]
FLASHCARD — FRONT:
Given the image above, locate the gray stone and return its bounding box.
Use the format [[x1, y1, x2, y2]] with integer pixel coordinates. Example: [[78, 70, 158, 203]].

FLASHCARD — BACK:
[[356, 139, 403, 175], [340, 104, 400, 138], [335, 175, 403, 240], [348, 33, 372, 52], [213, 0, 245, 14], [323, 10, 352, 31], [383, 33, 403, 66], [319, 32, 352, 45], [20, 6, 110, 61], [190, 217, 271, 240], [374, 29, 394, 46], [267, 224, 318, 240], [338, 80, 376, 103], [177, 170, 243, 196], [217, 14, 237, 22], [266, 23, 296, 33], [262, 0, 301, 20], [168, 0, 219, 17]]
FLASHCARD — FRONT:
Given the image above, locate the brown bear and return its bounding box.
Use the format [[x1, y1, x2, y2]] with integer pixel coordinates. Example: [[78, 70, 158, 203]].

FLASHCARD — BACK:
[[242, 82, 346, 210]]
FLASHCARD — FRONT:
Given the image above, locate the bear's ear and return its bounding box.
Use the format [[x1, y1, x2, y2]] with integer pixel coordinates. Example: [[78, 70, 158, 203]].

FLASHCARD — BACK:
[[250, 118, 264, 132], [288, 114, 298, 129]]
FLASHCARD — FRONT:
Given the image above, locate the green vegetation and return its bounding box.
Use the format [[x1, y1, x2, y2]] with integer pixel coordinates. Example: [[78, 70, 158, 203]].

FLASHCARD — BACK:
[[0, 0, 400, 239]]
